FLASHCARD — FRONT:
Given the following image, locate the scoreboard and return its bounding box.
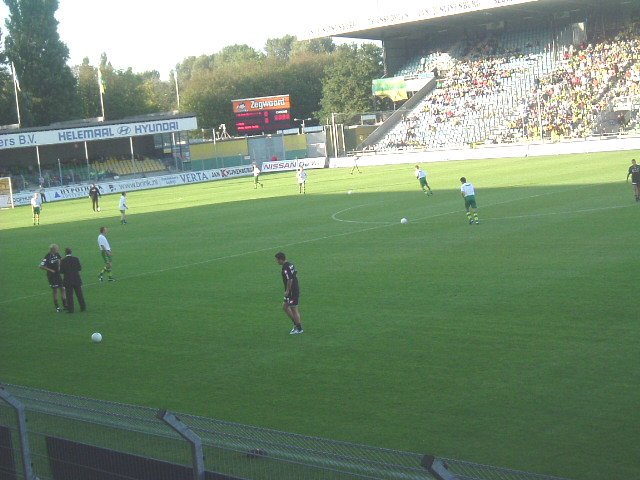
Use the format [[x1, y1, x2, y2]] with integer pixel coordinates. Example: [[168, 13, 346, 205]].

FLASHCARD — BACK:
[[232, 95, 291, 134]]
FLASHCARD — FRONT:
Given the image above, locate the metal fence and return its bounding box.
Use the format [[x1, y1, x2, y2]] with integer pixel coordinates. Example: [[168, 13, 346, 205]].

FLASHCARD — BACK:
[[0, 383, 571, 480]]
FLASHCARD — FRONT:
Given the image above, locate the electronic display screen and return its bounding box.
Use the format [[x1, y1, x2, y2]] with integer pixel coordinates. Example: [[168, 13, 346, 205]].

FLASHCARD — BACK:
[[235, 109, 291, 133]]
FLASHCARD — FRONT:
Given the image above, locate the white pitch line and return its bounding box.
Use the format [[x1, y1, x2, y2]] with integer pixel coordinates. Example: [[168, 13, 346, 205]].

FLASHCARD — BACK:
[[487, 203, 633, 221], [0, 185, 627, 306], [329, 183, 604, 225], [330, 204, 392, 225]]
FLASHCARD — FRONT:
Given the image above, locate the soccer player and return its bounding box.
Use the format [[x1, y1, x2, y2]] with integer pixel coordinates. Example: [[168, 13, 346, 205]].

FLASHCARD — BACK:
[[253, 163, 263, 189], [275, 252, 303, 334], [89, 184, 101, 212], [31, 192, 42, 225], [60, 247, 86, 313], [415, 165, 433, 195], [39, 244, 67, 312], [627, 158, 640, 201], [119, 192, 128, 224], [460, 177, 479, 224], [98, 226, 115, 282], [297, 167, 308, 194], [350, 156, 362, 174]]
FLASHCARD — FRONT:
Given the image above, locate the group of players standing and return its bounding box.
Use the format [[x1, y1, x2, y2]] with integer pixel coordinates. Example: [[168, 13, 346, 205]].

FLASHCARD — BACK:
[[39, 244, 85, 313], [38, 225, 116, 313]]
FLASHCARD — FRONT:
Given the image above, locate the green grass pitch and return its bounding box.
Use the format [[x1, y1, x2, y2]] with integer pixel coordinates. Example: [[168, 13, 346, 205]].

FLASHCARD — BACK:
[[0, 151, 638, 480]]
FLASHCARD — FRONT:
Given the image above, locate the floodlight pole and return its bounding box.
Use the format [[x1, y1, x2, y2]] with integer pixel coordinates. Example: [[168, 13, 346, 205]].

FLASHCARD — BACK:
[[84, 141, 90, 178], [174, 69, 181, 109], [35, 147, 42, 180], [12, 70, 21, 127]]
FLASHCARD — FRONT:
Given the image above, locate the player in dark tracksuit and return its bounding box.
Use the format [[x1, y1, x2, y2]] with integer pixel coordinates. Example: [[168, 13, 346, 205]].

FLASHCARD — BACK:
[[275, 252, 303, 334], [60, 247, 86, 313], [39, 244, 67, 312], [89, 184, 101, 211]]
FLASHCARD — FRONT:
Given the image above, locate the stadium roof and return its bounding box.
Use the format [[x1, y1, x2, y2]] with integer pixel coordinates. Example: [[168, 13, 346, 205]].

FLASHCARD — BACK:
[[306, 0, 639, 41], [0, 111, 198, 152], [0, 111, 195, 135]]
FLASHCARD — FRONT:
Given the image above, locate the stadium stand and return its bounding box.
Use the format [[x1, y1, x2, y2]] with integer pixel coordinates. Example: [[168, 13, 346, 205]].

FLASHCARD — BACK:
[[95, 157, 168, 177], [369, 15, 640, 152], [376, 26, 557, 150], [514, 19, 640, 140]]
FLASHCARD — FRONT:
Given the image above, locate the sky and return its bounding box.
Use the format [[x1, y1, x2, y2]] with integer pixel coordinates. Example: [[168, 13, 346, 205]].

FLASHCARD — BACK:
[[0, 0, 411, 79]]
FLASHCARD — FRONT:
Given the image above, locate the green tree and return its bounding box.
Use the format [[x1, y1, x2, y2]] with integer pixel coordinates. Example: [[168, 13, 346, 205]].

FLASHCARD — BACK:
[[0, 30, 17, 126], [176, 54, 215, 83], [180, 65, 243, 131], [102, 67, 147, 120], [216, 44, 264, 66], [3, 0, 79, 126], [139, 70, 176, 113], [89, 54, 171, 120], [0, 69, 16, 126], [291, 38, 336, 57], [75, 58, 101, 119], [318, 43, 383, 123], [286, 53, 332, 122], [265, 35, 296, 62], [179, 53, 330, 135]]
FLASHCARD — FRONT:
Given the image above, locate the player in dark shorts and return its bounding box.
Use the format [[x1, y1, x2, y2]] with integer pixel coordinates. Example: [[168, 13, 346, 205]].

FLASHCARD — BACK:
[[89, 184, 101, 211], [627, 158, 640, 201], [275, 252, 303, 334], [39, 244, 67, 312]]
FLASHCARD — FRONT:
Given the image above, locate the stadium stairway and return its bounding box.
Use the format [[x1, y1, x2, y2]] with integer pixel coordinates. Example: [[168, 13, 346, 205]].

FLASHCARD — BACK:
[[356, 76, 437, 152]]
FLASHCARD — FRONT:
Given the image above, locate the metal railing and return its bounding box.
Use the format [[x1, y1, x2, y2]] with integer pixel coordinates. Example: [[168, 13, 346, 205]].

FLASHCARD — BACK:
[[0, 383, 571, 480]]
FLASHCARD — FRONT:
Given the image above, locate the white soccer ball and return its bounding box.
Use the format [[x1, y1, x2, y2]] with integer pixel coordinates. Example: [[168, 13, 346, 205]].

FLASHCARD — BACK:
[[97, 207, 101, 212], [91, 332, 102, 343], [347, 190, 353, 195], [400, 217, 408, 224]]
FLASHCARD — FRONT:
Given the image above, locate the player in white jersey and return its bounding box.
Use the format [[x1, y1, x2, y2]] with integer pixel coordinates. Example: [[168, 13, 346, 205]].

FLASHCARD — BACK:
[[98, 226, 115, 282], [460, 177, 479, 224], [31, 192, 42, 225], [119, 192, 128, 225], [297, 167, 308, 194], [415, 165, 433, 195], [253, 163, 263, 188]]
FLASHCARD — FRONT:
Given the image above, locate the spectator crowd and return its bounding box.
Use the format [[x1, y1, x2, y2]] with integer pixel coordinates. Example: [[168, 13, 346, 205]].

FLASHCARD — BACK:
[[377, 16, 640, 151]]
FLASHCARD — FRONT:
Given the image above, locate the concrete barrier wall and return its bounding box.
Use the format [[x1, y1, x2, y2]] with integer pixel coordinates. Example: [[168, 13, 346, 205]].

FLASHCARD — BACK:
[[329, 136, 640, 168]]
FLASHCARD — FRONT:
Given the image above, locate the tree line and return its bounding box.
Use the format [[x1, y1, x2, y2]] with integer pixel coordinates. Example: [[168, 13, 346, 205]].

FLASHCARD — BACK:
[[0, 0, 388, 134]]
